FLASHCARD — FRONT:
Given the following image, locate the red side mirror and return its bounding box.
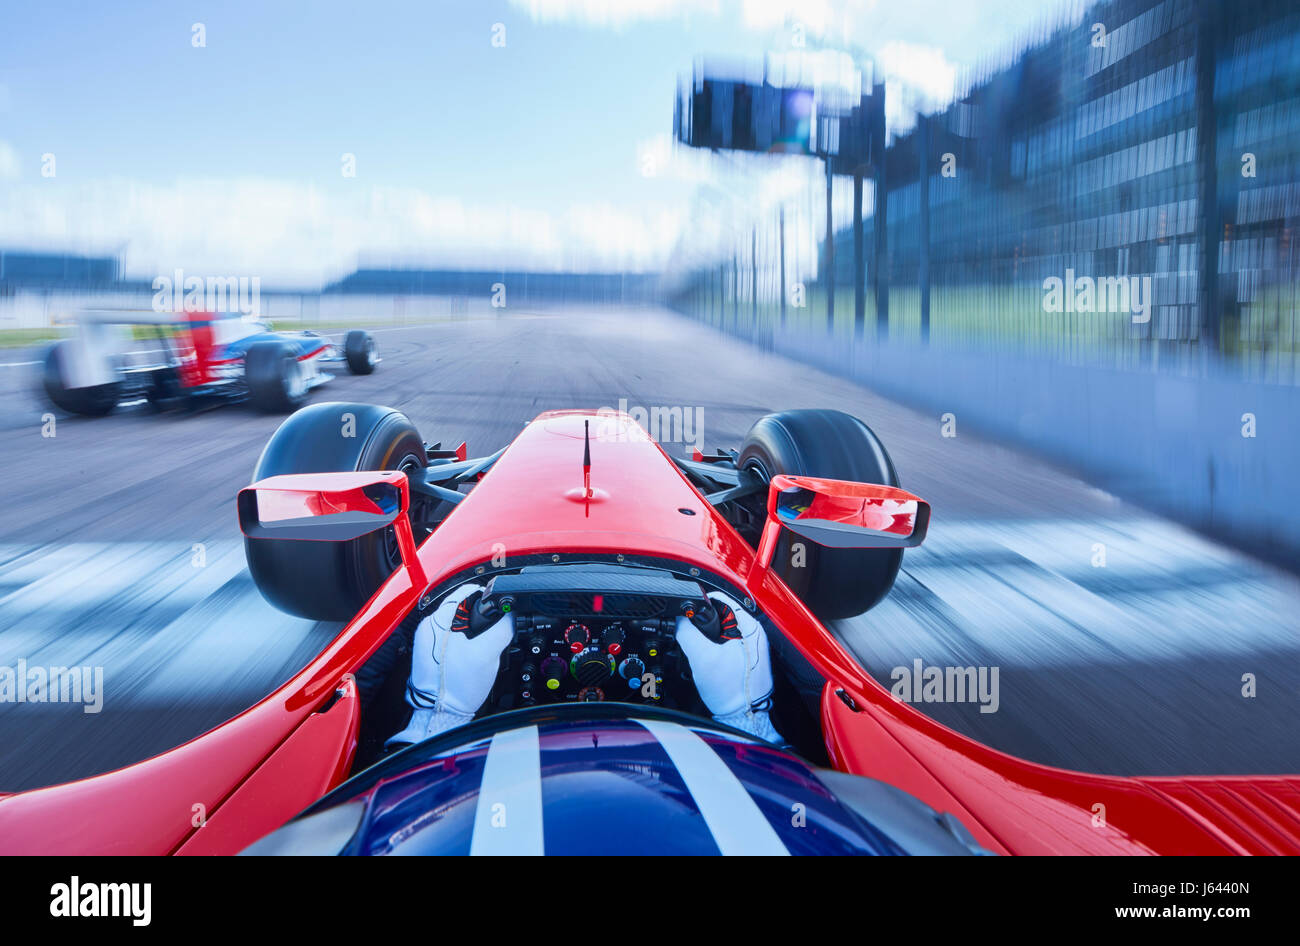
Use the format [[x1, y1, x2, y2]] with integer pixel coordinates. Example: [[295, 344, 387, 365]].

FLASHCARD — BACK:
[[237, 470, 425, 587], [756, 473, 930, 569]]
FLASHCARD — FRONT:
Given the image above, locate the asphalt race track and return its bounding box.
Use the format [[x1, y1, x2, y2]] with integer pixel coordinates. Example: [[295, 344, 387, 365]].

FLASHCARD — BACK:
[[2, 306, 1298, 792]]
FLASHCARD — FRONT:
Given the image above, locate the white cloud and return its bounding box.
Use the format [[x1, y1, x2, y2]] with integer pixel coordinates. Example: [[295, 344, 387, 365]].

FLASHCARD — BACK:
[[877, 41, 958, 110], [739, 0, 877, 36], [876, 40, 960, 133], [507, 0, 876, 33], [508, 0, 719, 29], [636, 133, 718, 184], [510, 0, 1058, 87], [508, 1, 961, 134], [0, 141, 20, 180], [0, 176, 685, 285]]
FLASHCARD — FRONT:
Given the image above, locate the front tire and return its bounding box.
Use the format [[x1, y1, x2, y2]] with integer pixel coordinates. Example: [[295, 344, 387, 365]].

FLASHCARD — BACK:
[[244, 403, 429, 621], [343, 330, 377, 375], [739, 409, 902, 621]]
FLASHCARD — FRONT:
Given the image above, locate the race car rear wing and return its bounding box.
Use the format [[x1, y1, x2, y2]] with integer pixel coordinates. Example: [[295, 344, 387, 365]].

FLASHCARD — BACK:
[[70, 307, 255, 326]]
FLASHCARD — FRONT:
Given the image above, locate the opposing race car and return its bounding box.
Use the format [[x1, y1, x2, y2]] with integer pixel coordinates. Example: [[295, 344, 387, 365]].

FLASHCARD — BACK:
[[1, 405, 1296, 855], [39, 308, 378, 416]]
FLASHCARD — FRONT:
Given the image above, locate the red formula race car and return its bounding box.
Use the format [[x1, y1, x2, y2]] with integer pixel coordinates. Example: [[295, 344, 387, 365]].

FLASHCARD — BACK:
[[1, 405, 1296, 855], [40, 309, 379, 417]]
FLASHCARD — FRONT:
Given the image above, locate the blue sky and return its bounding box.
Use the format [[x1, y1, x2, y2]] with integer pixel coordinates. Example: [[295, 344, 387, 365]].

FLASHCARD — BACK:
[[0, 0, 1064, 284]]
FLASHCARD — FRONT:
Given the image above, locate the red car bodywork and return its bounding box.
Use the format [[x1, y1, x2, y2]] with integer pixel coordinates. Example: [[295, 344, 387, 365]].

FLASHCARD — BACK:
[[1, 410, 1297, 855], [167, 310, 332, 389]]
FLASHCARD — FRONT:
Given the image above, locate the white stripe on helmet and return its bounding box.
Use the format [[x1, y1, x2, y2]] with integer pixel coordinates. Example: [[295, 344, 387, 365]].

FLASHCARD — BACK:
[[470, 725, 545, 856], [636, 718, 788, 856]]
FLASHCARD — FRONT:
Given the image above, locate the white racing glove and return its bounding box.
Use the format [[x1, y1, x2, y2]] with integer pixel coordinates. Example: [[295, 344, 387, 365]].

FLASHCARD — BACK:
[[388, 583, 513, 747], [674, 591, 783, 745]]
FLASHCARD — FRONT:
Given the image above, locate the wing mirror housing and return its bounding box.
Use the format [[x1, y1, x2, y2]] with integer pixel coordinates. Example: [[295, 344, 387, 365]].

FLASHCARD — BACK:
[[237, 470, 425, 587], [755, 473, 930, 569]]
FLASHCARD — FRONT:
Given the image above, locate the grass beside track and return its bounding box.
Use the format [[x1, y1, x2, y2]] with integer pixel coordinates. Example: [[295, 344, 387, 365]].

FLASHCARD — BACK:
[[0, 329, 62, 349], [0, 320, 438, 349]]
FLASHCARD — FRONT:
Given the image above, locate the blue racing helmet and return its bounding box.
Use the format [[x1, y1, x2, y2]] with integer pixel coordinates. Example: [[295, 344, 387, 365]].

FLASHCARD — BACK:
[[244, 705, 990, 856]]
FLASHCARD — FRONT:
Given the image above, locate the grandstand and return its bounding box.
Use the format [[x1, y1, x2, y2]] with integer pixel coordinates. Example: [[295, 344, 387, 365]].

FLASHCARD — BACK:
[[673, 0, 1300, 381]]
